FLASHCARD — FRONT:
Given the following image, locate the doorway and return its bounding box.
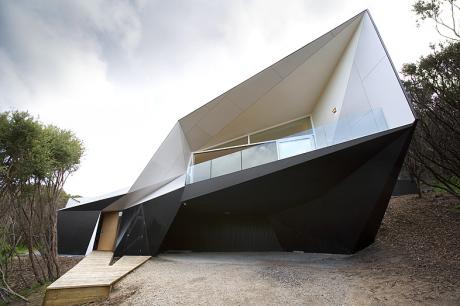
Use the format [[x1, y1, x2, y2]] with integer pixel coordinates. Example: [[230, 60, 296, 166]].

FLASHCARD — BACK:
[[97, 211, 120, 251]]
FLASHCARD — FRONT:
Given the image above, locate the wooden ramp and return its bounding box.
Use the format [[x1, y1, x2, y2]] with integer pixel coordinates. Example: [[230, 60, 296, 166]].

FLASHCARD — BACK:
[[44, 251, 150, 306]]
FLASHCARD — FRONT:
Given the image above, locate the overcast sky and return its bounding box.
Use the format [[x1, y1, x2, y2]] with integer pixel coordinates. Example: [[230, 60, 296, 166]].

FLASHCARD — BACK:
[[0, 0, 441, 197]]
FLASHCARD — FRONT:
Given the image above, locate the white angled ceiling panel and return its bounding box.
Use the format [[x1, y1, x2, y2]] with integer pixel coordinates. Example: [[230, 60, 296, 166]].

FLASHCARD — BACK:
[[353, 13, 386, 80], [178, 11, 365, 151], [202, 14, 363, 149], [196, 96, 242, 136], [361, 56, 414, 128], [225, 68, 283, 111]]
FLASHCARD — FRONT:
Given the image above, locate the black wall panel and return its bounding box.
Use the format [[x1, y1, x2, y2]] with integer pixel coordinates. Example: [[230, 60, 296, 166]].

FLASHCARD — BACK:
[[161, 213, 282, 251], [141, 188, 183, 255], [392, 179, 419, 196], [57, 210, 100, 255], [114, 188, 184, 256], [114, 205, 150, 256]]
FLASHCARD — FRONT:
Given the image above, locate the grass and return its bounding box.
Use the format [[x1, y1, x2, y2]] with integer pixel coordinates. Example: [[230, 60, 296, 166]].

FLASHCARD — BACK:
[[18, 281, 51, 298], [450, 203, 460, 213], [433, 177, 460, 195], [0, 281, 51, 305], [15, 245, 28, 255]]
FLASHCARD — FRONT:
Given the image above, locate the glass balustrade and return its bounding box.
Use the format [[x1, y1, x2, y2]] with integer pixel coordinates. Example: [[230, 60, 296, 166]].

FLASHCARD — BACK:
[[186, 108, 388, 184]]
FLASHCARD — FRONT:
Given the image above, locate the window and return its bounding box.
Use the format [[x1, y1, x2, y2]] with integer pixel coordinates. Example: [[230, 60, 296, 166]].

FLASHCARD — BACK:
[[193, 116, 313, 165], [250, 117, 312, 143], [209, 136, 248, 150]]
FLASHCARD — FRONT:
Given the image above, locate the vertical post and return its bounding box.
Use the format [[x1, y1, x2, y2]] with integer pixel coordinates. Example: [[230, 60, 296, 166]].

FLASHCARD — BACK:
[[209, 160, 212, 179]]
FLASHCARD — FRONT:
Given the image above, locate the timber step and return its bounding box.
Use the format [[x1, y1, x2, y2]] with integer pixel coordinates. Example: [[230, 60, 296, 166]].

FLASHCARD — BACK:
[[43, 251, 150, 305]]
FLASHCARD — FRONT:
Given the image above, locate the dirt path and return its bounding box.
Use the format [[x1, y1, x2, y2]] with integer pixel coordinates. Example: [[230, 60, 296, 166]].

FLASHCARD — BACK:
[[99, 193, 460, 305]]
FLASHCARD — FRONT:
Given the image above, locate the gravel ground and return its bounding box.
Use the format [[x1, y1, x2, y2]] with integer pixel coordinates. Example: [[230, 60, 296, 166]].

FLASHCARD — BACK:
[[98, 193, 460, 306]]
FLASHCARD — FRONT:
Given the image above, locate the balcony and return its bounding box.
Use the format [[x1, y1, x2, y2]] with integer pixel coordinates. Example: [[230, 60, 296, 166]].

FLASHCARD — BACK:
[[186, 108, 388, 184]]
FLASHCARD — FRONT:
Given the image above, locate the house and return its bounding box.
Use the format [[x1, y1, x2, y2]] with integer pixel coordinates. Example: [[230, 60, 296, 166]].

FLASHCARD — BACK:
[[58, 10, 416, 256]]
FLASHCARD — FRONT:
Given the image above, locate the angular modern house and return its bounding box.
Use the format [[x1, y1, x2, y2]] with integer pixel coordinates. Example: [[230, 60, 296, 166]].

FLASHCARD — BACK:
[[58, 10, 416, 256]]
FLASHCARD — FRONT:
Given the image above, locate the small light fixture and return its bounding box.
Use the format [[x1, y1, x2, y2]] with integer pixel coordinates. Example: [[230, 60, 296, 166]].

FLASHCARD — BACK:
[[332, 107, 337, 114]]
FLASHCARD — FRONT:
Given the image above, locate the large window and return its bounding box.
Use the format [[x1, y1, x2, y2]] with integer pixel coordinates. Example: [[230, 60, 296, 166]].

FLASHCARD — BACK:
[[208, 136, 248, 150], [250, 117, 312, 143], [192, 116, 313, 165]]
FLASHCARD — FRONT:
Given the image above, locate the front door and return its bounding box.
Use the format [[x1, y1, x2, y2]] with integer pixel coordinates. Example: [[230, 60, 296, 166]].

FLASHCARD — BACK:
[[97, 211, 120, 251]]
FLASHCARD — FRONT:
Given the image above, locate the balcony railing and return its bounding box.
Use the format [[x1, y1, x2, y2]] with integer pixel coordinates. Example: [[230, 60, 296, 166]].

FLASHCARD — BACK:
[[186, 108, 388, 184]]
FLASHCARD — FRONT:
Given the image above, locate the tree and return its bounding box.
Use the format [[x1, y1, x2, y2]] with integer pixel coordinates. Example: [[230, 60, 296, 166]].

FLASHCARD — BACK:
[[0, 201, 28, 303], [413, 0, 460, 41], [401, 1, 460, 199], [0, 111, 84, 286]]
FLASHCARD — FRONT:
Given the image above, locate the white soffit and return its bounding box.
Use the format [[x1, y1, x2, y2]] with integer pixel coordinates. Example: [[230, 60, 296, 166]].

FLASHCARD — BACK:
[[178, 12, 364, 150], [356, 13, 415, 128], [203, 15, 363, 148]]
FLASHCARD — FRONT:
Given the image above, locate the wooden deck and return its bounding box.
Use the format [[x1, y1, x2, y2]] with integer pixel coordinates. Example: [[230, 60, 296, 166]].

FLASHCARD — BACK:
[[44, 251, 150, 305]]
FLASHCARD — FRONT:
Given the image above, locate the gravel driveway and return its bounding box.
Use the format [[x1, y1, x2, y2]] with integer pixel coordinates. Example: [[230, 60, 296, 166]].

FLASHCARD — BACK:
[[98, 194, 459, 305]]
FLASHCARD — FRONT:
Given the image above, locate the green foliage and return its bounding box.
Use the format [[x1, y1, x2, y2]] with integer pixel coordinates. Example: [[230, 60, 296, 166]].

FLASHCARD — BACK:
[[0, 112, 84, 192], [0, 237, 14, 266], [413, 0, 442, 20], [0, 112, 43, 185], [42, 125, 84, 175]]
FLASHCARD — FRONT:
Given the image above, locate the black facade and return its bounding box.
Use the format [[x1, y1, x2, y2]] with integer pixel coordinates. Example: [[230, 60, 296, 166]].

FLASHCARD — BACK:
[[57, 123, 415, 256]]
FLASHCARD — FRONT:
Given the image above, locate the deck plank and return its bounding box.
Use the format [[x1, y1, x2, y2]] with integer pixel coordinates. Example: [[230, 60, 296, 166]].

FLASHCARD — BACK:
[[44, 251, 150, 305]]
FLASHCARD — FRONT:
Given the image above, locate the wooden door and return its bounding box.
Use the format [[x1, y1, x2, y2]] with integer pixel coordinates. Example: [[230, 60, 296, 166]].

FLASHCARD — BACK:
[[97, 212, 120, 251]]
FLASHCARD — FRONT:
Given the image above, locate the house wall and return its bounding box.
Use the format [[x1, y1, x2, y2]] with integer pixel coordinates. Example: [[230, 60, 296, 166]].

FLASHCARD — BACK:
[[311, 13, 414, 148], [352, 14, 413, 129], [311, 18, 363, 147]]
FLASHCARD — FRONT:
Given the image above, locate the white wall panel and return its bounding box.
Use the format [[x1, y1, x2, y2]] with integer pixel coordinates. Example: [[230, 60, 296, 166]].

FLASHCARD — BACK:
[[129, 175, 186, 207], [362, 56, 414, 128], [311, 18, 363, 145], [339, 65, 371, 118], [85, 214, 100, 255], [130, 122, 190, 193], [353, 14, 386, 80]]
